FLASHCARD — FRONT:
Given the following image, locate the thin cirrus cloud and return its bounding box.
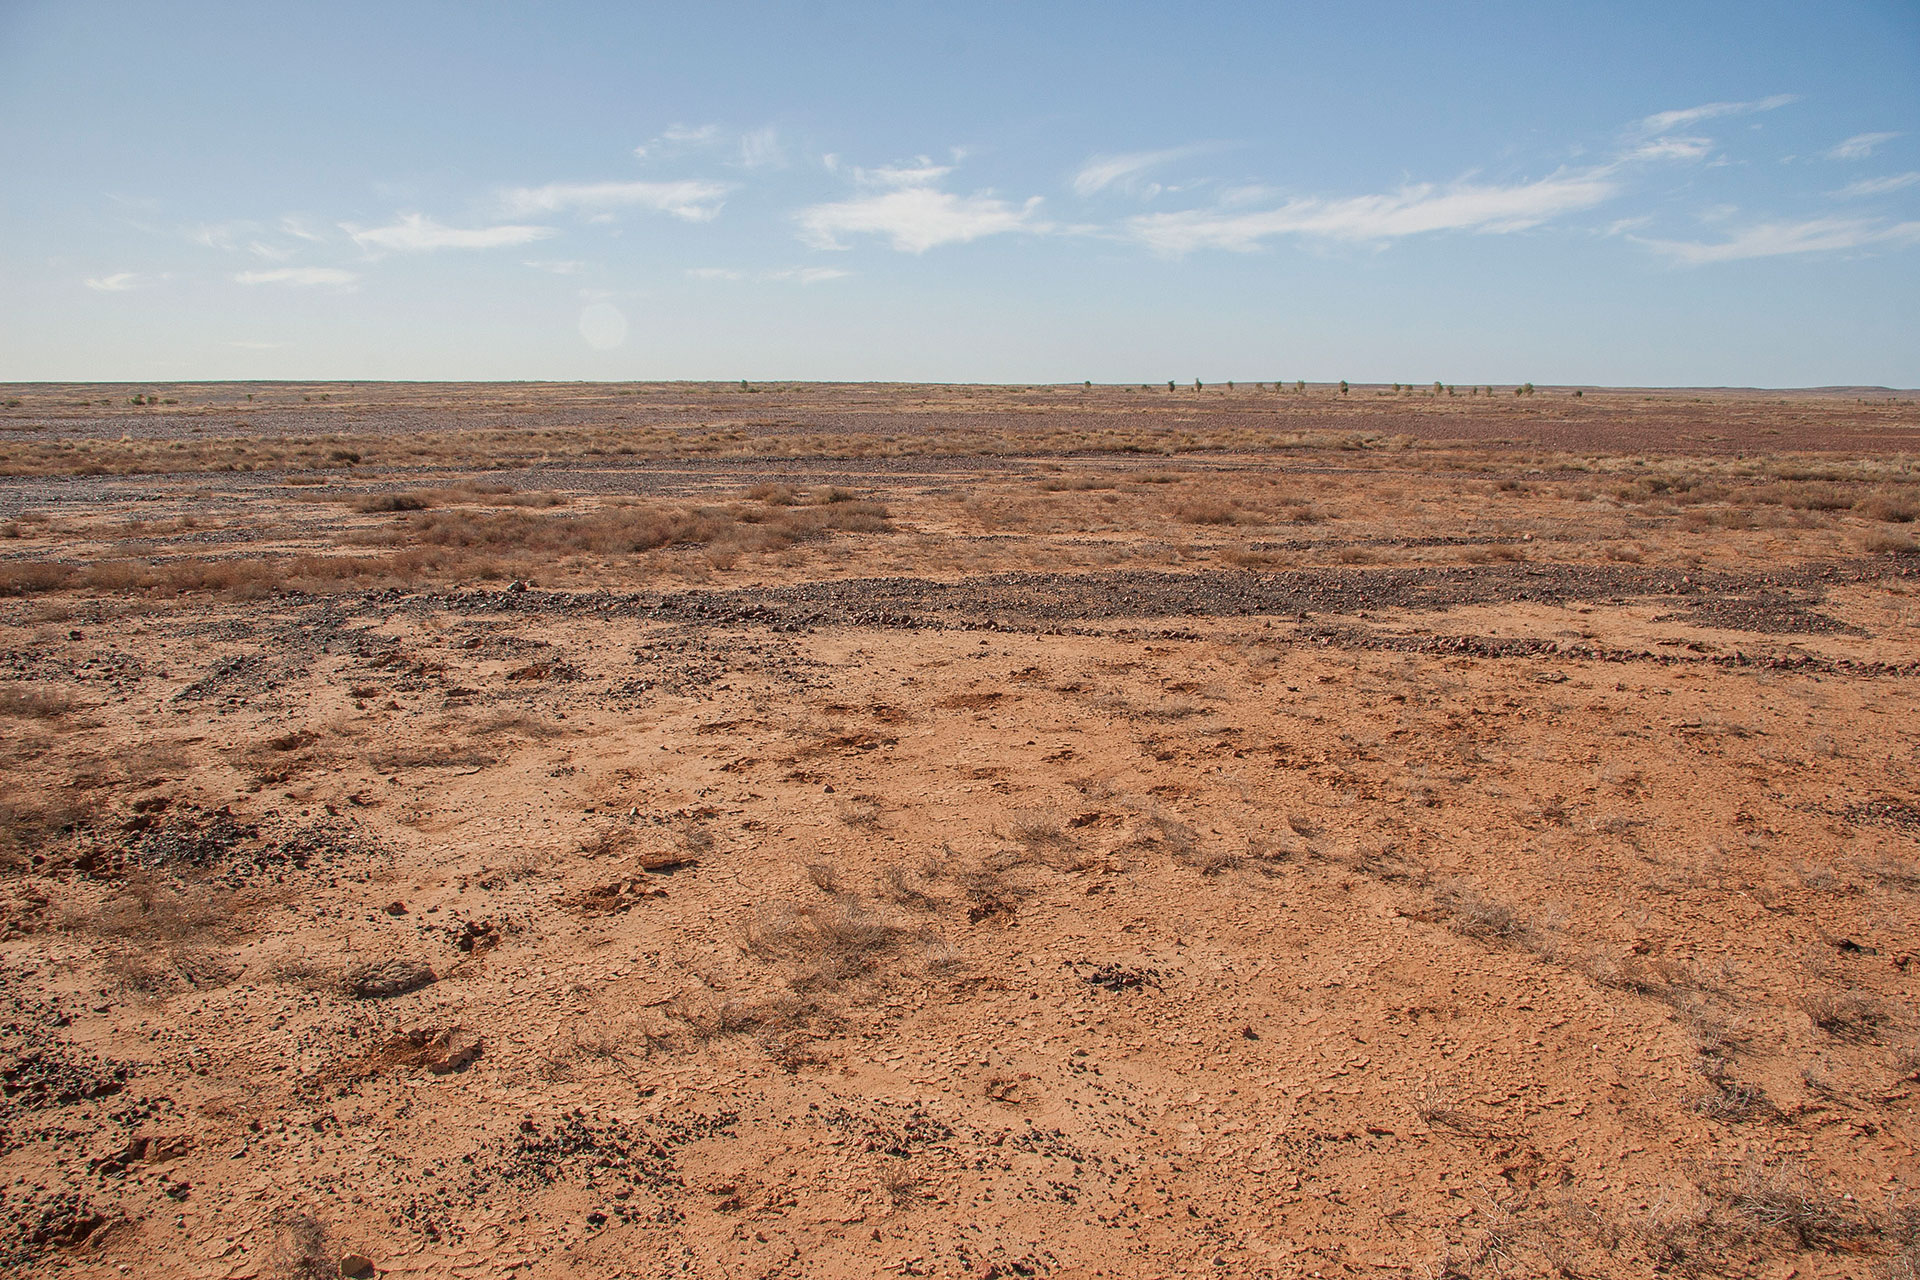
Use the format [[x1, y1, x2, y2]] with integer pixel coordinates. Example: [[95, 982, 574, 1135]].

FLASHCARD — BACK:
[[1071, 144, 1224, 197], [1124, 171, 1617, 255], [344, 214, 555, 252], [1833, 172, 1920, 199], [1827, 132, 1901, 161], [635, 123, 784, 169], [1636, 217, 1920, 264], [798, 160, 1045, 253], [497, 180, 732, 222], [1622, 135, 1714, 163], [234, 267, 359, 286], [85, 271, 150, 292], [687, 266, 851, 283], [1633, 94, 1797, 136]]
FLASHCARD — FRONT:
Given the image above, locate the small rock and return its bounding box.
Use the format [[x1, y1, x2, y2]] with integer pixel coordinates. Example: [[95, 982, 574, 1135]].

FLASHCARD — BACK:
[[339, 1254, 376, 1278], [422, 1029, 481, 1075]]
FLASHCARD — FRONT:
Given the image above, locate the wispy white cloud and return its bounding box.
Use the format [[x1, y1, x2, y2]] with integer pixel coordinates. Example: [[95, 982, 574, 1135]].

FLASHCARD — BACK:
[[634, 122, 783, 169], [497, 180, 731, 221], [278, 216, 327, 242], [1125, 171, 1616, 254], [687, 266, 851, 284], [344, 214, 555, 252], [1635, 94, 1797, 136], [1636, 216, 1920, 264], [850, 160, 954, 188], [737, 127, 783, 169], [84, 271, 152, 292], [1623, 135, 1714, 163], [1072, 144, 1222, 197], [799, 158, 1045, 252], [187, 221, 255, 251], [634, 123, 720, 158], [800, 187, 1043, 252], [234, 267, 359, 286], [768, 266, 850, 283], [1828, 132, 1901, 161], [1833, 172, 1920, 199], [189, 216, 332, 262]]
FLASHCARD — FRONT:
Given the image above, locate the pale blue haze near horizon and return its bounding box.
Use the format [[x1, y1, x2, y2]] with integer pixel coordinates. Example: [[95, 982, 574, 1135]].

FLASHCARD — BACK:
[[2, 0, 1916, 386]]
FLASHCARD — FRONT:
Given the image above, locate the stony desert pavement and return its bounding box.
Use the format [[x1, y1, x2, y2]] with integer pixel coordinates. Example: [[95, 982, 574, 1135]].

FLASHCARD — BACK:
[[0, 381, 1917, 1278]]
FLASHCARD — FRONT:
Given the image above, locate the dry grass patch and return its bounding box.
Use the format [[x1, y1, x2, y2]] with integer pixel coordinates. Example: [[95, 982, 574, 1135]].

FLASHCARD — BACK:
[[743, 895, 908, 988], [0, 686, 74, 719]]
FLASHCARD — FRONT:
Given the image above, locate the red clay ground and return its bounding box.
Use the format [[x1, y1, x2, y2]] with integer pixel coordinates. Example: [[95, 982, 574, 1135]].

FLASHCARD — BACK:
[[1, 383, 1917, 1279]]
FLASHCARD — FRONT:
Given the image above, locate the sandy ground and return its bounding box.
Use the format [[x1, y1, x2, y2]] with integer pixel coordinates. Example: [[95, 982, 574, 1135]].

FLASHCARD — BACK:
[[1, 384, 1917, 1279]]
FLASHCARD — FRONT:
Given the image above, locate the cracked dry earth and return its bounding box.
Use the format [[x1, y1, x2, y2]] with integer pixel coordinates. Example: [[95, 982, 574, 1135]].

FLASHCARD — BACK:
[[1, 384, 1919, 1279]]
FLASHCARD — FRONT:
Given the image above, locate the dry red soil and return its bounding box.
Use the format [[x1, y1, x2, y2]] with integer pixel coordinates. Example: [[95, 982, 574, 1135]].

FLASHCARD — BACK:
[[1, 382, 1917, 1279]]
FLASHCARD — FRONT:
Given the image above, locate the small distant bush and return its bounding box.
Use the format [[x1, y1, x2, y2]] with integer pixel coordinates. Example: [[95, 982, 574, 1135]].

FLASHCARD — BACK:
[[1174, 500, 1238, 525], [1856, 491, 1918, 523], [353, 491, 437, 513]]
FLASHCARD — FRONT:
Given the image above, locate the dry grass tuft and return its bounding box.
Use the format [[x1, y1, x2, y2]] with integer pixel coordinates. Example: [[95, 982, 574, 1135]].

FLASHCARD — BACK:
[[743, 895, 907, 987], [1800, 990, 1888, 1042], [1434, 879, 1540, 948], [1857, 491, 1920, 523]]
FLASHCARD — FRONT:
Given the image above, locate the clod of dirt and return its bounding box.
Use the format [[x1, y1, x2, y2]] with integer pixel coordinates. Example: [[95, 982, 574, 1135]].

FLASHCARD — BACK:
[[1073, 961, 1163, 993], [373, 1027, 482, 1076], [339, 1252, 376, 1277], [634, 850, 699, 874], [91, 1134, 191, 1174], [451, 920, 498, 953], [967, 894, 1015, 924], [569, 880, 667, 917], [346, 958, 436, 999], [420, 1028, 482, 1074]]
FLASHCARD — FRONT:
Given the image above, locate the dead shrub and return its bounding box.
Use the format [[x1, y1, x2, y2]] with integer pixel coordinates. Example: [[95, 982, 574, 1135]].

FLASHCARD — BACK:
[[742, 896, 905, 986], [1434, 879, 1538, 948], [1857, 491, 1919, 523], [1008, 810, 1068, 855], [1717, 1163, 1868, 1250], [1753, 480, 1854, 512], [1863, 528, 1918, 555], [1800, 990, 1888, 1042], [1174, 499, 1239, 525], [470, 710, 564, 739], [276, 1212, 335, 1280], [880, 864, 941, 910], [1038, 474, 1118, 492], [0, 560, 77, 596], [0, 686, 73, 719], [352, 490, 439, 513], [91, 875, 236, 943], [744, 481, 799, 505], [670, 990, 827, 1046], [1, 799, 108, 873]]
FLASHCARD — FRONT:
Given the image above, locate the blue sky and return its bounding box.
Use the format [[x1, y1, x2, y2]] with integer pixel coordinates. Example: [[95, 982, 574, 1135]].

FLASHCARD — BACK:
[[2, 1, 1916, 386]]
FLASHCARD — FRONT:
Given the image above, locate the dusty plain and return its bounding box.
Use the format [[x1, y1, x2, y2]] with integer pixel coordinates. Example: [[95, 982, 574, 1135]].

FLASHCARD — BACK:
[[1, 381, 1918, 1279]]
